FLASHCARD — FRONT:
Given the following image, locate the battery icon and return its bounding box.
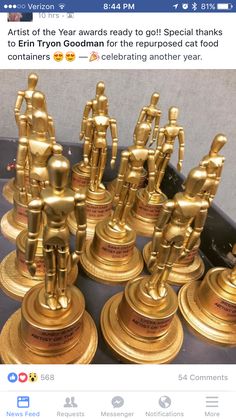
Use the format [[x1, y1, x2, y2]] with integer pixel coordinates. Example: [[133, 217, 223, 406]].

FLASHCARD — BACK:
[[217, 3, 233, 9]]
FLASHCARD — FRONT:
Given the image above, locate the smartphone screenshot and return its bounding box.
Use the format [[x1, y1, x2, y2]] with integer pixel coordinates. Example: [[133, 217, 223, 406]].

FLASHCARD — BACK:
[[0, 0, 235, 418]]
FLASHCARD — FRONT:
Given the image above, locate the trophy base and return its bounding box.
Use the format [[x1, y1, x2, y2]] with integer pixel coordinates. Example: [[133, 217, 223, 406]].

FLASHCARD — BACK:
[[0, 308, 97, 364], [179, 279, 236, 345], [127, 189, 167, 237], [2, 178, 15, 204], [0, 209, 26, 243], [71, 162, 91, 193], [143, 242, 205, 285], [68, 189, 112, 239], [101, 292, 183, 363], [0, 251, 78, 301], [81, 239, 143, 285]]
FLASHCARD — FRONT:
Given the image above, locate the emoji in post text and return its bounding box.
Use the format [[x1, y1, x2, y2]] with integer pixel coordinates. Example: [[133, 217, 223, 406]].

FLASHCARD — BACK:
[[53, 51, 63, 62], [89, 51, 100, 62], [65, 51, 76, 62]]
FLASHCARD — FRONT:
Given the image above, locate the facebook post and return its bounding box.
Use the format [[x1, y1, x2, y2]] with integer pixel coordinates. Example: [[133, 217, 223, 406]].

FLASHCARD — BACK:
[[0, 1, 235, 418]]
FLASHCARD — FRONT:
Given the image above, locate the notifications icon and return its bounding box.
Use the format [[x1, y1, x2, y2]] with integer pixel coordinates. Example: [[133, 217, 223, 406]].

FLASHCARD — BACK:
[[111, 396, 124, 409]]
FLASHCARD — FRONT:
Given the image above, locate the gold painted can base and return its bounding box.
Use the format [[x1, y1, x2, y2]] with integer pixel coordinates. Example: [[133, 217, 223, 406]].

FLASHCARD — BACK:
[[127, 189, 167, 237], [179, 272, 236, 345], [1, 209, 26, 243], [143, 241, 205, 285], [101, 290, 183, 364], [0, 251, 78, 301], [71, 162, 91, 193], [2, 178, 15, 204], [80, 219, 143, 285], [0, 309, 98, 364]]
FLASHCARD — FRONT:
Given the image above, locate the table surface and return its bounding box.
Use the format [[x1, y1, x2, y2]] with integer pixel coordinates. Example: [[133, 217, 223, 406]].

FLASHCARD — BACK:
[[0, 178, 235, 364]]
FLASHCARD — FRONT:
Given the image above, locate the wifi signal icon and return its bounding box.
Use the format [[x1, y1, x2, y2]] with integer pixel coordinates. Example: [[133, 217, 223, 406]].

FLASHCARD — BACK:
[[58, 3, 65, 9]]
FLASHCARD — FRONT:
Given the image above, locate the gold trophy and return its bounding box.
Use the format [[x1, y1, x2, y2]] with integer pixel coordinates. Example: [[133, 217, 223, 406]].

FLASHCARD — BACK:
[[143, 134, 227, 285], [0, 147, 78, 301], [1, 91, 56, 242], [3, 73, 38, 203], [108, 92, 161, 196], [0, 152, 98, 364], [68, 95, 117, 238], [128, 107, 184, 237], [71, 81, 106, 193], [179, 244, 236, 345], [101, 167, 208, 363], [80, 123, 156, 285]]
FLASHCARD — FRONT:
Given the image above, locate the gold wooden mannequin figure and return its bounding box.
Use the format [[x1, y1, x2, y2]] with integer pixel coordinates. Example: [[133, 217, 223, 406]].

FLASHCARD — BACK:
[[3, 73, 39, 204], [155, 107, 185, 191], [199, 134, 227, 203], [86, 95, 118, 192], [146, 166, 208, 300], [80, 124, 155, 284], [26, 149, 86, 310], [179, 242, 236, 345], [110, 123, 156, 231], [133, 92, 161, 146], [69, 95, 117, 238], [80, 81, 106, 141], [16, 91, 56, 200], [0, 151, 98, 364], [71, 81, 106, 193], [14, 72, 39, 132]]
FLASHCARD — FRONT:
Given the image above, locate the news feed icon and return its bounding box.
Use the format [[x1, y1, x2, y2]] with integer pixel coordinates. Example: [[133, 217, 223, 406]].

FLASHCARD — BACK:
[[17, 396, 30, 408]]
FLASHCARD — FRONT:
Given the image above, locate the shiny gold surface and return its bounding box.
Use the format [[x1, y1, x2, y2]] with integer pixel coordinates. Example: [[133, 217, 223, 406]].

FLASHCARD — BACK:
[[155, 107, 185, 190], [143, 240, 205, 285], [15, 91, 56, 201], [71, 162, 91, 193], [101, 276, 183, 363], [107, 168, 147, 197], [0, 192, 28, 242], [68, 188, 112, 239], [25, 149, 86, 310], [73, 81, 107, 194], [127, 187, 167, 237], [133, 92, 161, 147], [0, 152, 97, 363], [0, 251, 77, 301], [179, 265, 236, 345], [145, 167, 208, 299], [2, 178, 16, 204], [0, 285, 97, 364], [80, 220, 143, 284]]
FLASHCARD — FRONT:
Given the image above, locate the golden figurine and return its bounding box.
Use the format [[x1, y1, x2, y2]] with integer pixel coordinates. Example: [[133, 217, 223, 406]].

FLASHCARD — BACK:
[[71, 81, 106, 192], [80, 123, 155, 284], [0, 151, 98, 364], [127, 106, 183, 238], [144, 134, 227, 285], [179, 243, 236, 345], [155, 106, 185, 191], [3, 73, 39, 204], [108, 92, 161, 196], [1, 91, 56, 242], [101, 167, 208, 363], [133, 92, 161, 145], [68, 95, 117, 238], [0, 147, 78, 301], [145, 167, 209, 299]]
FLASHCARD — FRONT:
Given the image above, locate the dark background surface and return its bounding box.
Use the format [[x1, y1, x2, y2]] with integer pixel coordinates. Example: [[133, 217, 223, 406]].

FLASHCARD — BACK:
[[0, 139, 236, 364]]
